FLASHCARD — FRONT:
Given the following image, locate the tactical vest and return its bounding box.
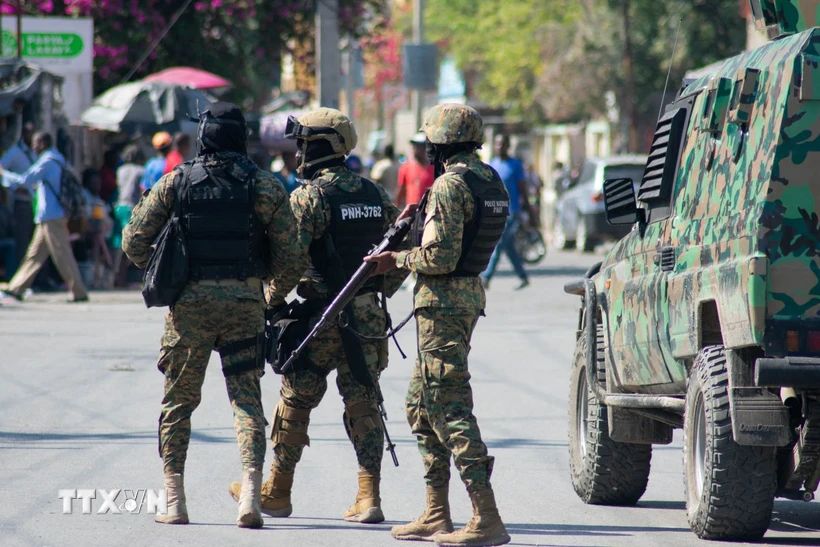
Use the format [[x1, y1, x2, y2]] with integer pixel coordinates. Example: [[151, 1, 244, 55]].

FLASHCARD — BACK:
[[307, 178, 386, 289], [179, 158, 268, 281], [411, 165, 508, 277]]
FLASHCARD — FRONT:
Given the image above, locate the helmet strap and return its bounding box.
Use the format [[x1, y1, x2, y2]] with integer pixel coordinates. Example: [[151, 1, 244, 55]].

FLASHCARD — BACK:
[[297, 138, 345, 179]]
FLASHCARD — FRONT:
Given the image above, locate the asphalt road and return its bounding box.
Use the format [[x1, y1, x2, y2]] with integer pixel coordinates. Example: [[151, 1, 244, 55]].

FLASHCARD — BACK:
[[1, 249, 819, 547]]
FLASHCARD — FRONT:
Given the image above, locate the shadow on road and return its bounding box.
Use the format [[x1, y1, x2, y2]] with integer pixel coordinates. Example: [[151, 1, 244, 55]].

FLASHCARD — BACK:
[[0, 428, 234, 445], [490, 266, 590, 279], [505, 521, 689, 538], [636, 500, 686, 510], [486, 438, 567, 449], [766, 500, 820, 544]]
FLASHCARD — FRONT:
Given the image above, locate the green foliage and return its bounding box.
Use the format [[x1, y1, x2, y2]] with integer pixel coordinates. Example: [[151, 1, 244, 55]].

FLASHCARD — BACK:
[[423, 0, 746, 126], [424, 0, 580, 120]]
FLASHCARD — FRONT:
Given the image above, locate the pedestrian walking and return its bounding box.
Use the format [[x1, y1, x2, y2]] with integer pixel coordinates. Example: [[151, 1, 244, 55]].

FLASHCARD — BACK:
[[0, 132, 89, 303], [480, 134, 538, 290], [366, 103, 511, 547], [122, 102, 301, 528]]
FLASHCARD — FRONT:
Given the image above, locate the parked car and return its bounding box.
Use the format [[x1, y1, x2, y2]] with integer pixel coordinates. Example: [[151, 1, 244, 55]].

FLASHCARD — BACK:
[[552, 155, 647, 252]]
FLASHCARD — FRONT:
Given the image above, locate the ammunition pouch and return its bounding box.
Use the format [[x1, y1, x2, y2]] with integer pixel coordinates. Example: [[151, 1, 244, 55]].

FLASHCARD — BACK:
[[218, 333, 265, 377], [266, 299, 327, 374], [271, 400, 311, 447], [342, 400, 381, 442]]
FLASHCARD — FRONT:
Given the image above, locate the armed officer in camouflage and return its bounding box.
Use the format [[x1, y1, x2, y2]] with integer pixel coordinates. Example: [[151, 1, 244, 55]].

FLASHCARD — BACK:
[[227, 107, 407, 523], [122, 102, 300, 529], [366, 103, 511, 546]]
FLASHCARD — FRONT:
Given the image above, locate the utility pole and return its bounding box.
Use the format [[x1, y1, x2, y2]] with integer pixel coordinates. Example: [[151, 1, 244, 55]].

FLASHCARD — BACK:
[[622, 0, 639, 153], [316, 0, 340, 109], [16, 0, 22, 58], [344, 40, 355, 125], [411, 0, 425, 130]]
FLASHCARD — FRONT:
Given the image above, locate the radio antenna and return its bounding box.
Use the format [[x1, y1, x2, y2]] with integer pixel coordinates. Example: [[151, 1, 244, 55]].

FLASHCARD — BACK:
[[657, 16, 684, 123]]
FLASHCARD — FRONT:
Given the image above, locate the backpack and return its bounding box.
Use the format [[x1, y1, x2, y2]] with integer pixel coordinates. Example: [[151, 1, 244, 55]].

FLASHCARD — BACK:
[[141, 168, 189, 308], [44, 159, 88, 233]]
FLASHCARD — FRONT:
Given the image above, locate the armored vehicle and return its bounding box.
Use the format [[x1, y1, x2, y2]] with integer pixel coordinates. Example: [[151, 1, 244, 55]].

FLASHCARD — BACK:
[[564, 0, 820, 540]]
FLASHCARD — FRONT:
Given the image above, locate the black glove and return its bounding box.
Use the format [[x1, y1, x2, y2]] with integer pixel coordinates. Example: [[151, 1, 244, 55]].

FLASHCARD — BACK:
[[266, 302, 289, 322]]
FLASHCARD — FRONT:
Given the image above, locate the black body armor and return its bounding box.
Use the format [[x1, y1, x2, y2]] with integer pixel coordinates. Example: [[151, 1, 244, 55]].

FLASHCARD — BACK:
[[306, 178, 386, 288], [179, 158, 268, 280], [411, 165, 509, 277]]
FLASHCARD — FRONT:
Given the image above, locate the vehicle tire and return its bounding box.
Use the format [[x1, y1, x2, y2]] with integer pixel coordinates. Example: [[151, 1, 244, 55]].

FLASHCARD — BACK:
[[568, 325, 652, 505], [552, 220, 574, 250], [576, 216, 597, 253], [514, 227, 547, 265], [683, 345, 776, 541]]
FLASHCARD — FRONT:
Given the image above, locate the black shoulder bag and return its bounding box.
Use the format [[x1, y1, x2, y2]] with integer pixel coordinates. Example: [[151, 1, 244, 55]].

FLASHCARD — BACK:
[[142, 169, 189, 308]]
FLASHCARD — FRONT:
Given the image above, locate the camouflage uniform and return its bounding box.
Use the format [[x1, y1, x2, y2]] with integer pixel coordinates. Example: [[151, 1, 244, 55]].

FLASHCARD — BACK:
[[122, 153, 300, 475], [395, 151, 495, 491], [268, 165, 404, 476]]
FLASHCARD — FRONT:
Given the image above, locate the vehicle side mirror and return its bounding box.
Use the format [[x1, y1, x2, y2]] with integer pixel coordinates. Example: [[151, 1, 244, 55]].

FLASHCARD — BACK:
[[603, 177, 645, 226]]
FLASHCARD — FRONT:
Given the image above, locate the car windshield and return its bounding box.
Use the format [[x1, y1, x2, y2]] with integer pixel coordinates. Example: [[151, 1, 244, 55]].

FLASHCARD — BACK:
[[604, 164, 646, 184]]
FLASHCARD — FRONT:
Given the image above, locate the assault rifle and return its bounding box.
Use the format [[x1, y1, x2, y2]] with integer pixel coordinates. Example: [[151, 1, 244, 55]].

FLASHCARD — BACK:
[[280, 216, 413, 466]]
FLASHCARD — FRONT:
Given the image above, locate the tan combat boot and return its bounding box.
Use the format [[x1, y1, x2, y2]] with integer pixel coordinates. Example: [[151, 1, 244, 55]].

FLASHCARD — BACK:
[[229, 468, 294, 517], [155, 473, 189, 525], [343, 471, 384, 523], [391, 486, 454, 541], [236, 469, 264, 529], [434, 488, 510, 547]]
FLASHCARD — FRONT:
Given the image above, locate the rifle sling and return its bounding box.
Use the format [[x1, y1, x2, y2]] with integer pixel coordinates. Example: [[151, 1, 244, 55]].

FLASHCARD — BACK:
[[319, 230, 377, 389]]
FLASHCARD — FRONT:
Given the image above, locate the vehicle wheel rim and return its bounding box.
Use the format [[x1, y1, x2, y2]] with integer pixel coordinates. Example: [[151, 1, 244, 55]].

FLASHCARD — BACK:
[[576, 369, 589, 459], [693, 392, 706, 501]]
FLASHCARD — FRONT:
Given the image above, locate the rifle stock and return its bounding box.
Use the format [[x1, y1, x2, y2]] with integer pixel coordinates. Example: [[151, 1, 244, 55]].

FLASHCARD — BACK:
[[279, 217, 413, 374]]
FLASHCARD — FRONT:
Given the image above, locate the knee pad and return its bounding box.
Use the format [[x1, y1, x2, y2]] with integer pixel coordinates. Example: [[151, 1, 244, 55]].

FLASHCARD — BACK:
[[342, 400, 381, 442], [271, 400, 312, 447]]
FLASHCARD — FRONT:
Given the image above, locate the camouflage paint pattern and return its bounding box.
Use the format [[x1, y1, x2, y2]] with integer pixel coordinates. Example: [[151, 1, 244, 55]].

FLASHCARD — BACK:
[[420, 103, 484, 145], [157, 283, 267, 474], [405, 307, 495, 492], [268, 165, 401, 475], [597, 22, 820, 393], [273, 292, 387, 474], [396, 151, 489, 310], [753, 0, 820, 40]]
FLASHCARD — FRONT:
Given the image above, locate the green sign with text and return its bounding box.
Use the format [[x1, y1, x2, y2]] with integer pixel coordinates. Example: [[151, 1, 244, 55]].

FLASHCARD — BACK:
[[1, 30, 83, 58]]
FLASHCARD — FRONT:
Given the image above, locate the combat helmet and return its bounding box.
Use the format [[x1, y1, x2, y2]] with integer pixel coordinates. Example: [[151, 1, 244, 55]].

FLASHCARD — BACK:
[[284, 107, 357, 157], [420, 103, 484, 145]]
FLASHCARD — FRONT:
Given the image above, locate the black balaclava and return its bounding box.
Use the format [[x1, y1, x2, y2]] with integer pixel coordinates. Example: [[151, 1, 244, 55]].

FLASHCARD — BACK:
[[197, 101, 247, 156], [298, 138, 345, 179], [425, 140, 478, 178]]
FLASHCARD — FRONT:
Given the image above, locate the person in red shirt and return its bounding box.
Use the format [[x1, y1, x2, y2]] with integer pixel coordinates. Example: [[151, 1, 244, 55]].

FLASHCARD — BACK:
[[396, 132, 435, 207], [163, 132, 191, 175]]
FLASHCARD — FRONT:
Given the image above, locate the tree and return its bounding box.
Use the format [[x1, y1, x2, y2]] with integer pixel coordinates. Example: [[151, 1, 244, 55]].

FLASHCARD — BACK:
[[421, 0, 746, 144], [4, 0, 388, 107], [423, 0, 580, 121]]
